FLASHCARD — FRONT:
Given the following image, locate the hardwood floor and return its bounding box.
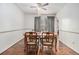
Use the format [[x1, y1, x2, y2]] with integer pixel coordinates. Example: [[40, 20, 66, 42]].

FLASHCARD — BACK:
[[1, 39, 79, 55], [58, 41, 79, 55]]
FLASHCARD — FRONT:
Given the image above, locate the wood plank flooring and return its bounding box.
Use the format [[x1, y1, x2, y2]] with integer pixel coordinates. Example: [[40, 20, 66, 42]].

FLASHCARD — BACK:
[[1, 39, 79, 55]]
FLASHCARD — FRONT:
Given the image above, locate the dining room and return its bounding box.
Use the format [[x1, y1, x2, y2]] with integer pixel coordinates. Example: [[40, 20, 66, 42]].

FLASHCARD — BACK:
[[0, 3, 79, 55]]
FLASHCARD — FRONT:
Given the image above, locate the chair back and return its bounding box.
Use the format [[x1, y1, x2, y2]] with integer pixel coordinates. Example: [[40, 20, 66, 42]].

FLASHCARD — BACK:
[[24, 32, 37, 43], [42, 32, 55, 54], [42, 32, 54, 43], [24, 32, 37, 54]]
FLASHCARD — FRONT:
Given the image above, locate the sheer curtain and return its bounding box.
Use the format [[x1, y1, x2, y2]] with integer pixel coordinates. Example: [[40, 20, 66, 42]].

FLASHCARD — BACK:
[[34, 16, 40, 32], [46, 16, 55, 32], [34, 16, 55, 32], [40, 16, 47, 32]]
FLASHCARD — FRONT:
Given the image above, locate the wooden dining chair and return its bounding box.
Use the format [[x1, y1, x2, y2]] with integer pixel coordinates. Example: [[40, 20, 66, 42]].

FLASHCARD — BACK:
[[24, 32, 38, 55], [41, 32, 56, 55]]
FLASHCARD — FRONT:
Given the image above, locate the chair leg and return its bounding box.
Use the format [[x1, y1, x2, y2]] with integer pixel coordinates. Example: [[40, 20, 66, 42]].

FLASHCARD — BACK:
[[55, 36, 57, 54], [51, 48, 53, 55], [24, 48, 27, 55]]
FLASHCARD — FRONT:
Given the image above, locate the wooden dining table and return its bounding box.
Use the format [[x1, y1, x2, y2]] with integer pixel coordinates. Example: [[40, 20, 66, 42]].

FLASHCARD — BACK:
[[24, 32, 58, 55]]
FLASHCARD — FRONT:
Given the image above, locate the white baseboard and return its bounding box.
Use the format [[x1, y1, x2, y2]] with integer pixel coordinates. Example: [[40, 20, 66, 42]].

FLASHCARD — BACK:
[[0, 37, 23, 54], [60, 39, 79, 54]]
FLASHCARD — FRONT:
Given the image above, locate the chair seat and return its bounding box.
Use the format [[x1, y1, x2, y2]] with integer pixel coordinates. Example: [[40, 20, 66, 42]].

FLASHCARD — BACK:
[[27, 42, 36, 45], [43, 43, 52, 45]]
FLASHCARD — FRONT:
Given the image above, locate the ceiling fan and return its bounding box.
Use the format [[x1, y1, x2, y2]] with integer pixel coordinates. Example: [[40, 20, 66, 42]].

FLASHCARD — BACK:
[[30, 3, 49, 10]]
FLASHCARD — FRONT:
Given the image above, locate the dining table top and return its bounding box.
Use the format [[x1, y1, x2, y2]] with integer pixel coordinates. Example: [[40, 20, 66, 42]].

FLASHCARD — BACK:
[[36, 32, 57, 37]]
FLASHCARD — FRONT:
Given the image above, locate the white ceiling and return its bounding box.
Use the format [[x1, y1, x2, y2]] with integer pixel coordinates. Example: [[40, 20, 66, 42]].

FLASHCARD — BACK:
[[16, 3, 66, 15]]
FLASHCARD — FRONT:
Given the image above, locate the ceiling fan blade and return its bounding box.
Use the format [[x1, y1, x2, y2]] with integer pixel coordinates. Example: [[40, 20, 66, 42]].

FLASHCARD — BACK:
[[37, 3, 42, 7], [37, 3, 48, 7], [42, 8, 47, 10], [42, 3, 48, 6]]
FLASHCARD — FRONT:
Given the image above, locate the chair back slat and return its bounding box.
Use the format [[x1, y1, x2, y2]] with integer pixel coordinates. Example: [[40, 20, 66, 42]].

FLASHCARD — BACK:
[[42, 32, 54, 43]]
